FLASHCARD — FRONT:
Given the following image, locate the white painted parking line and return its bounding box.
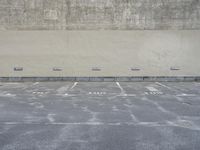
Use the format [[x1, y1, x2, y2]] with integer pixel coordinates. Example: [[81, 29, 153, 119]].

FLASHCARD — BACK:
[[56, 82, 78, 96], [88, 92, 106, 95], [116, 82, 125, 94], [145, 86, 163, 95], [0, 91, 16, 97], [57, 85, 70, 94], [145, 91, 163, 95], [176, 93, 196, 97], [47, 114, 56, 123], [33, 82, 39, 85], [70, 82, 78, 90], [146, 86, 159, 92], [2, 121, 200, 130], [156, 82, 196, 97], [156, 82, 172, 90], [113, 82, 136, 97]]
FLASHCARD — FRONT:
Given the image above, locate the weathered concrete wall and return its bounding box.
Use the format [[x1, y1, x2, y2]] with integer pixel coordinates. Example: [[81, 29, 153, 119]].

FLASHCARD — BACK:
[[0, 0, 200, 30], [0, 1, 200, 78], [0, 30, 200, 77]]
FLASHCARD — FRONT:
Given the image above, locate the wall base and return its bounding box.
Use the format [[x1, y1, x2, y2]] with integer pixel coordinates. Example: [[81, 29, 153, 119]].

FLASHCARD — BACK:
[[0, 77, 200, 82]]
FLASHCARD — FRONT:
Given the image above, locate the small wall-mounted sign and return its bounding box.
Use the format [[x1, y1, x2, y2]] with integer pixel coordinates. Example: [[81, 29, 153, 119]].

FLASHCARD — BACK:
[[131, 68, 141, 71], [53, 67, 63, 71], [92, 67, 101, 71], [170, 66, 180, 71], [14, 67, 23, 71]]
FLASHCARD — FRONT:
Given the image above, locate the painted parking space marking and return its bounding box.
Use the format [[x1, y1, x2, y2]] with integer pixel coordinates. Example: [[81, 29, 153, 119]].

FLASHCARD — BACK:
[[176, 93, 196, 97], [88, 92, 107, 95], [116, 82, 125, 95], [156, 82, 172, 90], [145, 86, 163, 95], [146, 86, 159, 92], [70, 82, 78, 90]]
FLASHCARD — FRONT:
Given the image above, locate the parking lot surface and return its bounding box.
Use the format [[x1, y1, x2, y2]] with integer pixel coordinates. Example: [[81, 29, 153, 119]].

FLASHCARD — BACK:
[[0, 82, 200, 150]]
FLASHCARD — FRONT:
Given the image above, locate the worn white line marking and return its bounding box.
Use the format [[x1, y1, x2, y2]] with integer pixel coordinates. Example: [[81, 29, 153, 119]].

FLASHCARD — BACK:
[[146, 86, 159, 92], [108, 82, 135, 99], [145, 86, 163, 95], [70, 82, 78, 90], [130, 113, 139, 123], [29, 102, 44, 109], [156, 82, 195, 97], [156, 82, 171, 90], [0, 92, 16, 97], [125, 94, 136, 97], [116, 82, 125, 94], [57, 86, 70, 94], [88, 92, 106, 95], [141, 97, 176, 116], [57, 82, 78, 96], [47, 114, 56, 123], [62, 82, 78, 96], [33, 82, 39, 85], [3, 122, 200, 130], [176, 93, 196, 97]]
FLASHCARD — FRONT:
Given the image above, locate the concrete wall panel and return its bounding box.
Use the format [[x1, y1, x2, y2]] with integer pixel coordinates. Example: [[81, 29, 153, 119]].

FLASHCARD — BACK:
[[0, 30, 199, 77], [0, 0, 200, 30]]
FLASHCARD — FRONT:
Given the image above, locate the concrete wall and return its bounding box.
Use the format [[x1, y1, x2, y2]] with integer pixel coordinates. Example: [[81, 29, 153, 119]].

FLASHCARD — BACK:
[[0, 30, 200, 77], [0, 1, 200, 78], [0, 0, 200, 30]]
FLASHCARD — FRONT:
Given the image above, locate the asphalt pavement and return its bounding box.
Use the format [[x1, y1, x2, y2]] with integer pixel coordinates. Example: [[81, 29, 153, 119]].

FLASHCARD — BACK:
[[0, 82, 200, 150]]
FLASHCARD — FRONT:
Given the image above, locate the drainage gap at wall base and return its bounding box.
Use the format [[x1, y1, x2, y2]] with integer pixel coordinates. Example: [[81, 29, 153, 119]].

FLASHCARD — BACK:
[[0, 77, 199, 82]]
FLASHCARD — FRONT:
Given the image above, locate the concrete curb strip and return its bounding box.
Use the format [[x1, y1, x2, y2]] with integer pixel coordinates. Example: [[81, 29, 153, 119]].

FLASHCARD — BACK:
[[0, 77, 199, 82]]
